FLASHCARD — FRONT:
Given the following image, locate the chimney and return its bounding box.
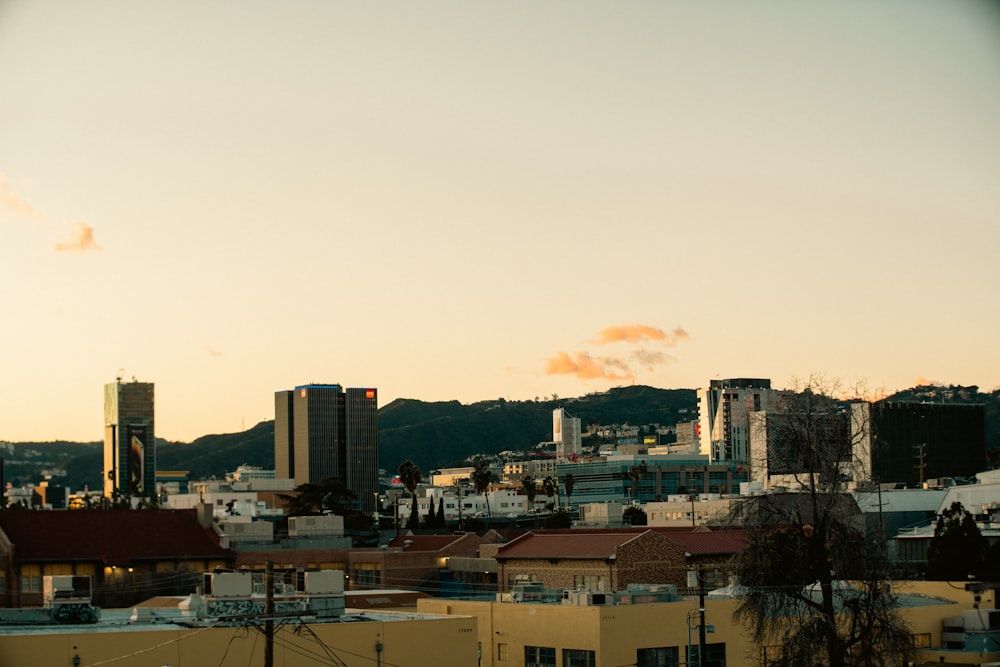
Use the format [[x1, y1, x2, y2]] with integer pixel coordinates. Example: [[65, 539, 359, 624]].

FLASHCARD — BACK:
[[196, 501, 214, 528]]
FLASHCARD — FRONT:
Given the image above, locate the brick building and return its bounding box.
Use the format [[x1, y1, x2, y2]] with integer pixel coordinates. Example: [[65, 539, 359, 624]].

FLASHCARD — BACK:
[[0, 509, 234, 608]]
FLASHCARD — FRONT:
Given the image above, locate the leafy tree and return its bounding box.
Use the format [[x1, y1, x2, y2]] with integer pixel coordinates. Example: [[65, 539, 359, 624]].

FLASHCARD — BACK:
[[623, 505, 647, 526], [397, 460, 423, 530], [543, 509, 572, 529], [926, 501, 987, 580], [463, 516, 485, 534], [278, 477, 357, 517], [471, 458, 493, 523], [423, 497, 444, 529], [437, 496, 447, 528], [731, 380, 914, 667], [542, 476, 558, 510]]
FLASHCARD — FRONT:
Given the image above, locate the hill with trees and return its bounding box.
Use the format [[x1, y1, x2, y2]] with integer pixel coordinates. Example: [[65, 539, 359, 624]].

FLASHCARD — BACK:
[[3, 384, 997, 493]]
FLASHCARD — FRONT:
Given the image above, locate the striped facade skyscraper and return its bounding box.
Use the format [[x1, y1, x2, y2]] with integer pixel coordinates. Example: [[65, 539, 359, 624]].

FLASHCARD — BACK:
[[274, 384, 378, 513]]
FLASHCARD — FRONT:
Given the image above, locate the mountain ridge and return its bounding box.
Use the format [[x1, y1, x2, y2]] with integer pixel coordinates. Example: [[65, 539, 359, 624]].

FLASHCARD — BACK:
[[3, 384, 997, 493]]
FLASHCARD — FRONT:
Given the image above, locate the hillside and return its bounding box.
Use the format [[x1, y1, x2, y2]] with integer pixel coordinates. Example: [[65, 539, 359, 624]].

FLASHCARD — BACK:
[[3, 384, 998, 493], [378, 385, 697, 472]]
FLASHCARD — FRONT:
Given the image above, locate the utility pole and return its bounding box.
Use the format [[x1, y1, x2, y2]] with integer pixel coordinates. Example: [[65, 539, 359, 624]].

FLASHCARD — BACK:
[[914, 443, 926, 486], [265, 561, 274, 667], [698, 568, 706, 667]]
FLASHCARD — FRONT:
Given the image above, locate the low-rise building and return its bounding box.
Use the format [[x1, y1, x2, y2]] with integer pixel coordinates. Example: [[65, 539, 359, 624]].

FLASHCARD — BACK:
[[0, 582, 476, 667], [420, 580, 997, 667], [0, 509, 234, 609], [495, 530, 688, 593]]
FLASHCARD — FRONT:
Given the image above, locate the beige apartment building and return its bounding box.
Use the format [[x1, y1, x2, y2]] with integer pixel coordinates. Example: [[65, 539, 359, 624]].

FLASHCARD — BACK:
[[420, 581, 999, 667], [1, 610, 476, 667]]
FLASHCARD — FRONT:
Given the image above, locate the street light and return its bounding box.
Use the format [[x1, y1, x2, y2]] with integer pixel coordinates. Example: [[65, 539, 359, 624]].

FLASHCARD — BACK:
[[686, 608, 703, 667]]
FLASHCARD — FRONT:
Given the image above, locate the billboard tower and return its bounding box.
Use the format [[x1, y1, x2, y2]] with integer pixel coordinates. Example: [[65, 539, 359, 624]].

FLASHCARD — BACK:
[[103, 378, 155, 499]]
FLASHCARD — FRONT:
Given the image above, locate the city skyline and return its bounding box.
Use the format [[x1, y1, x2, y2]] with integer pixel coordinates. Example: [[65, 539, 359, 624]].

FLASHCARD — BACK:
[[2, 2, 998, 442]]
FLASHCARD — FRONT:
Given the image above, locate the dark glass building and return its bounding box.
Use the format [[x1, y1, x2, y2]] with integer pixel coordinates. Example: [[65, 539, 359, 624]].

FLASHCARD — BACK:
[[274, 384, 378, 513], [869, 401, 985, 486]]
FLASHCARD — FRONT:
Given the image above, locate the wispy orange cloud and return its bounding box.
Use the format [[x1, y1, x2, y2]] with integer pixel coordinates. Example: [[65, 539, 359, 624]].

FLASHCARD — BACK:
[[54, 222, 102, 253], [545, 323, 690, 382], [591, 324, 689, 345], [544, 351, 631, 381], [0, 173, 44, 223], [914, 377, 944, 388]]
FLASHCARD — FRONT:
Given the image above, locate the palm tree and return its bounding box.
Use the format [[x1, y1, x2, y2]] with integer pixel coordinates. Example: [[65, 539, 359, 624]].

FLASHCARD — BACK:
[[563, 473, 575, 507], [627, 461, 648, 501], [397, 460, 422, 529], [471, 458, 493, 524], [453, 480, 465, 530], [522, 475, 538, 513], [542, 476, 558, 510]]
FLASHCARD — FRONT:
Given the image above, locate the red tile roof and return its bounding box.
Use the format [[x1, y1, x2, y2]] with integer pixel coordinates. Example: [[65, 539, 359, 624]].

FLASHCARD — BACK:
[[492, 528, 747, 560], [0, 509, 233, 566], [666, 530, 746, 555], [387, 534, 468, 551], [500, 527, 747, 557], [496, 532, 649, 560]]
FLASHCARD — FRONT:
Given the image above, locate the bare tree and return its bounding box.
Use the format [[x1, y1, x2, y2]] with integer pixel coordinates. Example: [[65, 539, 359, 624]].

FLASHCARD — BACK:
[[732, 378, 914, 667]]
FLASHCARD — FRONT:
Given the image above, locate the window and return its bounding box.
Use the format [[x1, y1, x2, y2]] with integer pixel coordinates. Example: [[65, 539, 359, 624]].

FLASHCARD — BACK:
[[497, 643, 509, 661], [352, 563, 381, 587], [525, 646, 556, 667], [573, 574, 607, 591], [20, 564, 41, 593], [563, 648, 595, 667], [637, 647, 679, 667], [687, 642, 726, 667], [911, 633, 932, 648]]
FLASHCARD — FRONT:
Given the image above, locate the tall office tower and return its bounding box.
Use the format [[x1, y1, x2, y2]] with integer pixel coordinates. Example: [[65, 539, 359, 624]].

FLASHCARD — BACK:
[[697, 378, 777, 464], [553, 408, 581, 461], [103, 379, 155, 499], [274, 384, 378, 513]]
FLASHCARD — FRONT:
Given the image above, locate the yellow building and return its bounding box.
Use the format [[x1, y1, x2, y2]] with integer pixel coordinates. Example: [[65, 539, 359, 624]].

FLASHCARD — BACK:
[[419, 581, 999, 667], [0, 609, 477, 667]]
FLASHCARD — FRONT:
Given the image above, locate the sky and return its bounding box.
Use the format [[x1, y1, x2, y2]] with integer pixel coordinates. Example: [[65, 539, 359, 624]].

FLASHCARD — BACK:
[[1, 1, 999, 443]]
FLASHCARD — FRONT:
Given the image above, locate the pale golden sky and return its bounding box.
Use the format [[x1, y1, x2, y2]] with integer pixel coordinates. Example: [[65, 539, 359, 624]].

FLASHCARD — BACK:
[[1, 1, 998, 442]]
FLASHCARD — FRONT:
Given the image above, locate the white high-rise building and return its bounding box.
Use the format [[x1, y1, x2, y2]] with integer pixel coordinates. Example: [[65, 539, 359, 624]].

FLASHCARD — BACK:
[[697, 378, 778, 464], [553, 408, 581, 461]]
